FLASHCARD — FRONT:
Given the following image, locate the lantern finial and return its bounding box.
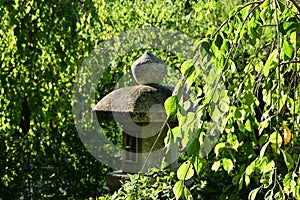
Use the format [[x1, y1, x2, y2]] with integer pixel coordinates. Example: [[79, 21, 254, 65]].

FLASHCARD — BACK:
[[131, 50, 167, 85]]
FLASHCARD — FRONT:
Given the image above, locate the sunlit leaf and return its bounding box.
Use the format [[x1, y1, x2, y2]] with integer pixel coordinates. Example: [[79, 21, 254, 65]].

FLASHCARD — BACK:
[[212, 160, 221, 171], [184, 186, 193, 200], [264, 49, 278, 76], [164, 96, 179, 117], [264, 189, 274, 200], [245, 119, 253, 132], [181, 60, 194, 77], [245, 174, 250, 186], [173, 180, 184, 200], [263, 160, 275, 173], [260, 141, 270, 162], [269, 132, 283, 147], [177, 161, 194, 180], [283, 172, 293, 194], [246, 161, 256, 176], [282, 40, 294, 59], [281, 149, 294, 171], [248, 187, 261, 200], [258, 116, 272, 136], [193, 156, 205, 175], [223, 158, 233, 173], [214, 142, 226, 157]]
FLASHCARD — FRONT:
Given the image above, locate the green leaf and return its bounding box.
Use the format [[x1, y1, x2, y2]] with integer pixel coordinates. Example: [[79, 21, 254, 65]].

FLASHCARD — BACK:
[[263, 160, 275, 173], [290, 31, 297, 45], [227, 133, 239, 151], [259, 134, 269, 147], [269, 132, 282, 147], [258, 117, 272, 136], [283, 172, 293, 194], [264, 189, 274, 200], [239, 175, 244, 191], [264, 49, 278, 76], [212, 160, 221, 171], [295, 185, 300, 199], [260, 141, 270, 162], [279, 93, 287, 113], [223, 158, 233, 173], [173, 180, 184, 200], [245, 174, 250, 187], [205, 67, 219, 86], [211, 107, 222, 121], [232, 174, 241, 185], [261, 169, 275, 188], [165, 128, 174, 149], [274, 183, 285, 200], [255, 59, 264, 73], [172, 126, 180, 138], [277, 0, 285, 12], [221, 39, 229, 53], [187, 138, 200, 156], [240, 5, 251, 20], [180, 128, 193, 151], [242, 92, 255, 106], [165, 96, 178, 117], [181, 60, 194, 77], [282, 40, 294, 59], [214, 142, 226, 157], [245, 119, 253, 132], [246, 161, 256, 176], [180, 112, 195, 128], [261, 0, 270, 8], [177, 161, 194, 180], [193, 156, 205, 175], [194, 38, 211, 52], [184, 186, 193, 200], [248, 187, 261, 200], [247, 18, 259, 40], [218, 98, 230, 113], [214, 34, 223, 49], [260, 6, 269, 24], [281, 149, 294, 171], [235, 108, 246, 120]]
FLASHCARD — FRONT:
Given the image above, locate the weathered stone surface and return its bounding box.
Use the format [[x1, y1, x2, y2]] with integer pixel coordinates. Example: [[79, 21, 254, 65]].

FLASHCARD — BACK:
[[131, 50, 167, 85], [92, 85, 173, 123], [105, 170, 129, 193]]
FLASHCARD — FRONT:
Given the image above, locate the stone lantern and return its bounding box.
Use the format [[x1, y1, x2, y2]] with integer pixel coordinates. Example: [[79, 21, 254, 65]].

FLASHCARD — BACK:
[[92, 51, 177, 191]]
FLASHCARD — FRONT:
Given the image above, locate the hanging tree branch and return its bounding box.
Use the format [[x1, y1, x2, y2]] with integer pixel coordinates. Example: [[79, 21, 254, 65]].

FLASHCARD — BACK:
[[288, 0, 300, 13]]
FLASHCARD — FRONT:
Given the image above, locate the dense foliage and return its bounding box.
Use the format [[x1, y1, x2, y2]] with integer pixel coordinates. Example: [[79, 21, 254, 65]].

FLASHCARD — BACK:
[[170, 0, 300, 199], [1, 0, 299, 199]]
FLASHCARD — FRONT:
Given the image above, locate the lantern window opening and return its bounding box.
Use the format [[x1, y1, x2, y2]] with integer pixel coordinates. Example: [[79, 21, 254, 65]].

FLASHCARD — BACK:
[[123, 133, 138, 163]]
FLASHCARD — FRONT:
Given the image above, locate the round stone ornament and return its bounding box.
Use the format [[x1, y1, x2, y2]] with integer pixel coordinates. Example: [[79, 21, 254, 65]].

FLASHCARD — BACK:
[[131, 50, 167, 85]]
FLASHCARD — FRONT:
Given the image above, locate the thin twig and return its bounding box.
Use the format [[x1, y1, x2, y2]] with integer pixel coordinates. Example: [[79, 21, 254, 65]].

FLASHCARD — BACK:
[[280, 59, 300, 65], [208, 3, 262, 108], [140, 117, 169, 173], [212, 0, 264, 39], [275, 0, 282, 162]]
